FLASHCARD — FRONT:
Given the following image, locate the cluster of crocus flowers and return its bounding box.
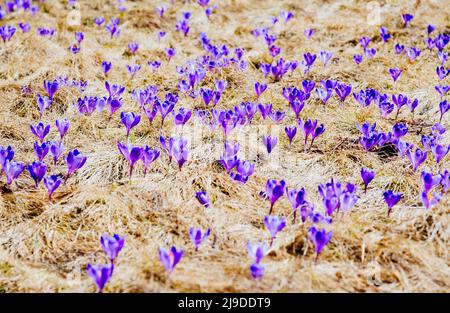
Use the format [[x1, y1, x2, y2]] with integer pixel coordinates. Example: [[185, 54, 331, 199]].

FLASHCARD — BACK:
[[318, 178, 359, 216], [117, 142, 160, 178], [219, 141, 255, 184], [298, 118, 326, 151], [159, 136, 189, 170], [87, 234, 125, 293]]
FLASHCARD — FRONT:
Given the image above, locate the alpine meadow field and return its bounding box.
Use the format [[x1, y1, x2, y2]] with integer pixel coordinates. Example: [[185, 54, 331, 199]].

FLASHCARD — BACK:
[[0, 0, 449, 293]]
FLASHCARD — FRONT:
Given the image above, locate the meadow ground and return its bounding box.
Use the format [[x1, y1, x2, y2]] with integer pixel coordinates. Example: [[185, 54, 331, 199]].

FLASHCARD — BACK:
[[0, 0, 449, 292]]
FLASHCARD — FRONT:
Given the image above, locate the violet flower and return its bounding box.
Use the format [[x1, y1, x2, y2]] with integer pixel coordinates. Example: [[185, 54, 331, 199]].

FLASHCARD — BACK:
[[159, 246, 183, 273], [247, 241, 268, 264], [4, 160, 25, 186], [165, 48, 176, 62], [264, 215, 286, 246], [302, 52, 316, 73], [43, 80, 59, 101], [265, 179, 286, 214], [421, 171, 442, 193], [431, 144, 449, 164], [402, 13, 413, 28], [117, 142, 142, 178], [100, 234, 125, 263], [65, 149, 87, 182], [102, 61, 112, 76], [395, 44, 405, 54], [406, 148, 427, 171], [140, 146, 159, 176], [49, 141, 64, 165], [437, 66, 449, 80], [27, 161, 47, 188], [43, 175, 62, 202], [55, 118, 70, 140], [254, 82, 267, 99], [250, 263, 265, 280], [86, 263, 113, 293], [287, 187, 307, 223], [0, 25, 16, 44], [128, 42, 139, 55], [380, 27, 390, 42], [383, 190, 402, 216], [189, 228, 210, 251], [120, 111, 141, 137], [389, 68, 402, 83], [406, 47, 421, 61], [308, 226, 332, 262], [34, 141, 49, 161], [420, 191, 441, 210], [30, 122, 50, 143], [284, 126, 297, 148], [263, 135, 277, 157], [304, 28, 314, 39], [36, 94, 51, 118], [319, 51, 333, 67], [195, 191, 210, 208], [361, 167, 375, 193], [230, 160, 254, 184], [353, 54, 363, 65]]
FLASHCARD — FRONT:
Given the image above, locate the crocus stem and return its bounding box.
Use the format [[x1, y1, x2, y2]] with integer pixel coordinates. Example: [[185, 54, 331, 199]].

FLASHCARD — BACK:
[[270, 238, 273, 247], [314, 254, 319, 264], [269, 202, 274, 215], [129, 166, 133, 179], [293, 210, 297, 224], [309, 138, 315, 150], [364, 185, 367, 194], [395, 109, 400, 120]]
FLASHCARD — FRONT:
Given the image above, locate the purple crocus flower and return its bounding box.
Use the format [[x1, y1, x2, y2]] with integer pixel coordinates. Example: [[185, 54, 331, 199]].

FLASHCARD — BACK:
[[128, 42, 139, 55], [402, 13, 413, 28], [431, 144, 449, 164], [287, 187, 307, 223], [264, 215, 286, 246], [250, 263, 265, 280], [165, 48, 176, 62], [265, 179, 286, 214], [436, 66, 449, 80], [361, 167, 375, 193], [230, 160, 255, 184], [49, 141, 64, 165], [316, 88, 332, 105], [105, 81, 125, 98], [120, 112, 141, 137], [34, 141, 49, 161], [406, 98, 419, 113], [0, 146, 14, 174], [284, 126, 297, 148], [263, 135, 277, 157], [4, 160, 25, 185], [353, 54, 363, 65], [392, 94, 408, 119], [308, 227, 332, 262], [171, 137, 189, 170], [43, 175, 62, 202], [254, 82, 267, 99], [55, 118, 70, 140], [383, 190, 402, 216], [43, 80, 59, 101], [392, 123, 408, 139], [310, 123, 325, 149], [389, 68, 402, 82], [406, 148, 427, 171], [156, 100, 175, 127], [319, 51, 333, 67], [27, 161, 47, 188], [195, 191, 210, 208], [437, 51, 448, 65], [364, 47, 377, 59], [102, 61, 112, 76], [360, 37, 371, 49], [302, 52, 316, 73], [172, 108, 192, 126], [420, 191, 441, 210], [126, 64, 141, 79], [140, 146, 159, 176], [19, 22, 30, 33], [117, 142, 142, 178], [105, 18, 121, 38], [159, 246, 183, 273], [86, 263, 113, 293], [65, 149, 87, 182], [100, 234, 125, 262], [380, 27, 390, 42], [36, 94, 51, 118], [421, 171, 442, 193], [247, 241, 268, 264], [395, 140, 412, 158], [94, 17, 105, 26], [304, 28, 314, 39], [395, 43, 405, 54], [0, 25, 16, 44], [189, 228, 210, 251], [30, 122, 50, 143], [335, 83, 352, 102], [406, 47, 421, 61]]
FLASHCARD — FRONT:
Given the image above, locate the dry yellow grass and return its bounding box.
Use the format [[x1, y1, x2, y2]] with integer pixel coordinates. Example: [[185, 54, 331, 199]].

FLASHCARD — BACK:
[[0, 0, 449, 292]]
